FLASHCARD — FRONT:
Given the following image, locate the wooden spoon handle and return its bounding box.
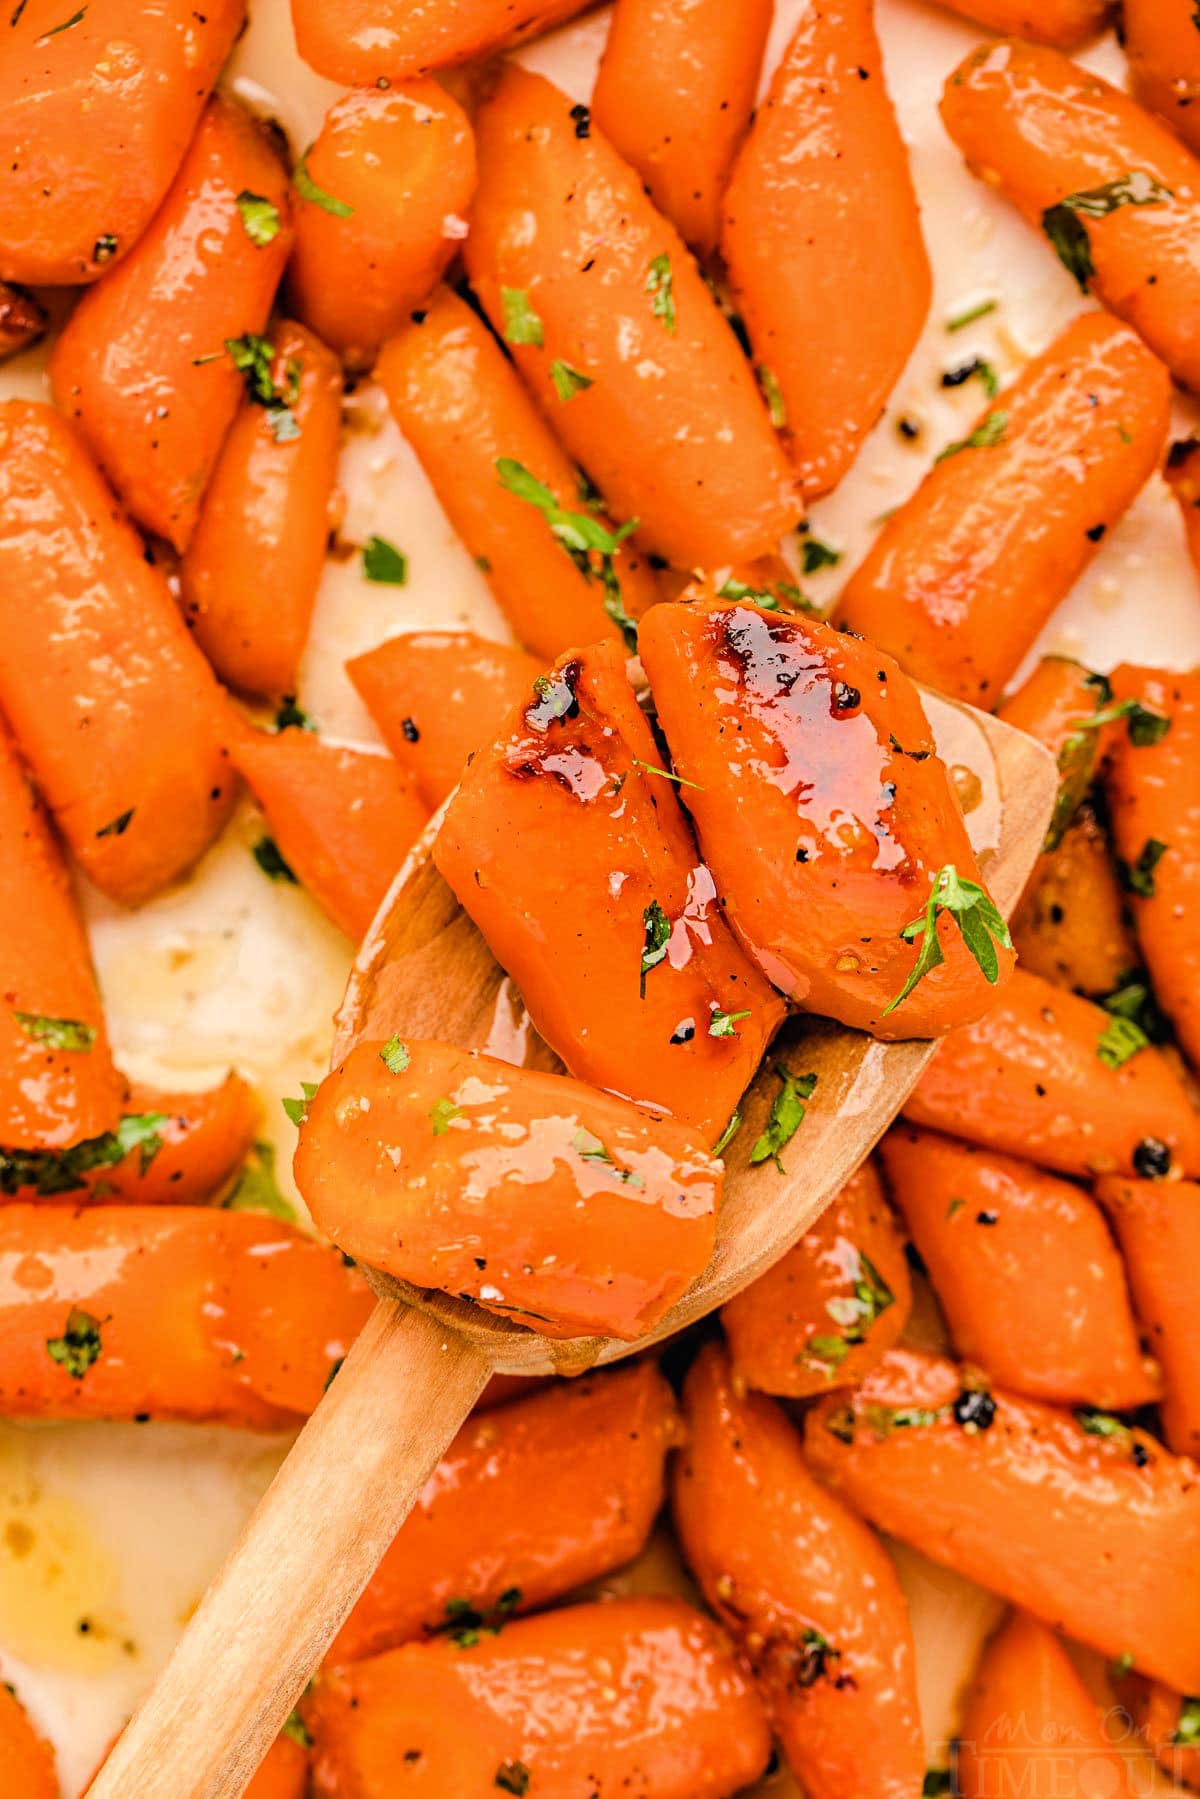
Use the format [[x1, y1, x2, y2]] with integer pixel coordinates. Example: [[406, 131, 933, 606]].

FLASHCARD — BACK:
[[89, 1299, 491, 1799]]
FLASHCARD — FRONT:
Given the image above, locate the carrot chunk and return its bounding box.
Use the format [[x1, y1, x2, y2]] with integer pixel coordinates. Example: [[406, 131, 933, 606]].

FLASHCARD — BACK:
[[1097, 1174, 1200, 1459]]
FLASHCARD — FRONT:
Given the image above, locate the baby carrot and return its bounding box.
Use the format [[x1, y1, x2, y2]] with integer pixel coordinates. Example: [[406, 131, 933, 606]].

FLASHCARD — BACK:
[[0, 721, 125, 1151], [0, 282, 46, 360], [233, 726, 428, 944], [1103, 665, 1200, 1071], [0, 402, 237, 903], [180, 322, 342, 700], [1010, 801, 1137, 996], [223, 1233, 373, 1417], [722, 0, 931, 498], [294, 1039, 722, 1342], [0, 0, 244, 286], [1125, 0, 1200, 156], [1097, 1175, 1200, 1459], [940, 40, 1200, 392], [720, 1159, 912, 1399], [291, 0, 594, 85], [836, 314, 1170, 704], [904, 966, 1200, 1178], [928, 0, 1110, 45], [304, 1598, 772, 1798], [0, 1684, 56, 1799], [433, 640, 785, 1139], [330, 1361, 682, 1662], [673, 1343, 925, 1799], [638, 596, 1015, 1037], [996, 653, 1108, 840], [346, 632, 542, 809], [592, 0, 773, 259], [805, 1346, 1200, 1692], [466, 66, 801, 569], [50, 95, 293, 550], [375, 289, 652, 660], [957, 1612, 1126, 1799], [881, 1124, 1156, 1408], [289, 85, 476, 368]]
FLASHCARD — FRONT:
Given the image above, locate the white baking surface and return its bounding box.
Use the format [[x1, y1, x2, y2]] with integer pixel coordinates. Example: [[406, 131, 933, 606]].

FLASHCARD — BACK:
[[1, 0, 1196, 1789]]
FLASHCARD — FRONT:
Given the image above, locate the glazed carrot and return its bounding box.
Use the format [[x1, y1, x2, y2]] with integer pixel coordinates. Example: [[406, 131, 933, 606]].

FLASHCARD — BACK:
[[904, 966, 1200, 1178], [466, 66, 801, 569], [233, 726, 428, 943], [1119, 1677, 1200, 1792], [720, 1160, 912, 1398], [673, 1343, 924, 1799], [957, 1612, 1126, 1799], [294, 1039, 722, 1341], [0, 721, 124, 1151], [1010, 800, 1138, 996], [639, 597, 1014, 1037], [289, 86, 476, 367], [928, 0, 1110, 45], [1097, 1175, 1200, 1459], [50, 96, 293, 550], [0, 1684, 55, 1799], [347, 632, 542, 809], [0, 282, 46, 360], [836, 314, 1170, 704], [722, 0, 931, 498], [0, 403, 237, 903], [997, 653, 1108, 839], [330, 1361, 682, 1662], [305, 1598, 772, 1798], [940, 41, 1200, 392], [881, 1124, 1156, 1408], [1126, 0, 1200, 157], [0, 0, 244, 286], [1103, 665, 1200, 1070], [804, 1346, 1200, 1691], [375, 289, 655, 660], [87, 1731, 307, 1798], [592, 0, 773, 259], [0, 1204, 370, 1426], [180, 322, 342, 699], [291, 0, 594, 85], [433, 641, 785, 1138]]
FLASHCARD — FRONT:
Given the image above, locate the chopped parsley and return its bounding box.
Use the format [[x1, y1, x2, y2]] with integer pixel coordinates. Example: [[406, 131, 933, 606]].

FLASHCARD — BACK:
[[282, 1710, 313, 1749], [274, 695, 315, 733], [496, 458, 639, 649], [882, 865, 1011, 1016], [253, 835, 297, 884], [494, 1763, 531, 1795], [12, 1012, 95, 1052], [46, 1308, 103, 1379], [236, 191, 282, 247], [639, 900, 671, 997], [0, 1112, 166, 1198], [294, 148, 354, 216], [1111, 1651, 1135, 1680], [630, 755, 702, 791], [380, 1034, 411, 1075], [804, 1248, 894, 1375], [429, 1097, 463, 1136], [946, 297, 996, 331], [797, 1627, 840, 1686], [758, 365, 786, 428], [1042, 172, 1173, 292], [709, 1007, 751, 1039], [941, 354, 999, 399], [712, 1110, 742, 1158], [1100, 976, 1168, 1044], [1175, 1699, 1200, 1746], [96, 808, 134, 838], [717, 577, 816, 615], [37, 5, 85, 38], [549, 360, 592, 402], [645, 253, 676, 333], [922, 1773, 953, 1795], [226, 333, 279, 405], [501, 288, 543, 347], [1121, 837, 1168, 899], [1075, 1407, 1136, 1447], [1069, 693, 1171, 748], [800, 535, 841, 574], [439, 1588, 522, 1649], [935, 408, 1008, 464], [750, 1067, 818, 1173], [222, 1141, 296, 1222], [1096, 1013, 1149, 1070], [282, 1082, 319, 1128], [93, 233, 118, 263], [362, 535, 408, 585]]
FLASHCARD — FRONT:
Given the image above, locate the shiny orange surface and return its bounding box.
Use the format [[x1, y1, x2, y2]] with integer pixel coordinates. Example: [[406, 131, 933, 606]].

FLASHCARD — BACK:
[[592, 0, 772, 258], [289, 85, 476, 367], [0, 0, 245, 286], [347, 632, 544, 810], [50, 95, 293, 549], [882, 1124, 1157, 1408], [330, 1360, 681, 1663], [1098, 1174, 1200, 1459], [805, 1346, 1200, 1693], [1010, 802, 1136, 995], [0, 401, 236, 902], [1125, 0, 1200, 155], [940, 40, 1200, 392], [837, 314, 1169, 703], [996, 652, 1104, 758], [904, 966, 1200, 1177], [465, 65, 801, 569], [181, 321, 343, 699], [931, 0, 1110, 44], [305, 1597, 772, 1798], [434, 639, 785, 1137], [639, 596, 1013, 1035], [674, 1343, 924, 1799], [0, 1684, 56, 1799], [723, 0, 931, 497], [721, 1159, 911, 1399], [291, 0, 593, 84], [294, 1039, 722, 1341]]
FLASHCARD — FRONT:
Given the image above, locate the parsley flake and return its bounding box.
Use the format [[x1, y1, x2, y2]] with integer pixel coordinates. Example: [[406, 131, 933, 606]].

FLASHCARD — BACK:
[[430, 1097, 463, 1136], [274, 696, 315, 733], [0, 1113, 165, 1198], [1042, 172, 1172, 292], [223, 1141, 296, 1221], [96, 808, 133, 838], [37, 4, 84, 38], [13, 1012, 95, 1052], [282, 1710, 313, 1749], [294, 148, 354, 217], [501, 288, 544, 347], [93, 233, 118, 264], [1122, 838, 1168, 899], [236, 190, 282, 247], [495, 1763, 531, 1795], [282, 1082, 319, 1128], [496, 458, 639, 648], [800, 536, 842, 574], [630, 755, 703, 791], [709, 1007, 751, 1039], [750, 1067, 818, 1173], [380, 1034, 411, 1075], [46, 1307, 103, 1379], [253, 835, 297, 884], [882, 865, 1011, 1017], [645, 253, 676, 333], [549, 359, 593, 402], [640, 900, 671, 997], [1175, 1699, 1200, 1746], [1096, 1013, 1149, 1070], [946, 297, 997, 331], [712, 1110, 742, 1158], [935, 408, 1008, 463], [362, 535, 408, 585]]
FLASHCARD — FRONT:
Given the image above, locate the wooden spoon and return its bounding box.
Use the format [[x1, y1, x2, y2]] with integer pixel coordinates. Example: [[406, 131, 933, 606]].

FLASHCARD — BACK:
[[90, 691, 1055, 1799]]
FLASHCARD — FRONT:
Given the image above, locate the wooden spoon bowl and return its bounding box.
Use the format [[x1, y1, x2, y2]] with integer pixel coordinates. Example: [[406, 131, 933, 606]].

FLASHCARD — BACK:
[[91, 690, 1054, 1798]]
